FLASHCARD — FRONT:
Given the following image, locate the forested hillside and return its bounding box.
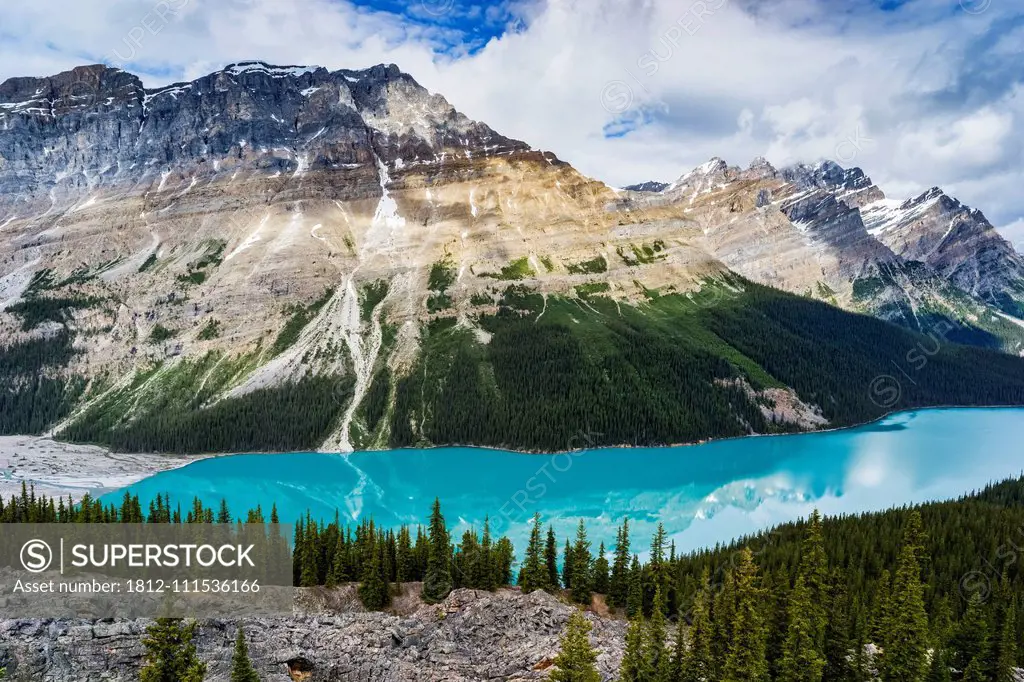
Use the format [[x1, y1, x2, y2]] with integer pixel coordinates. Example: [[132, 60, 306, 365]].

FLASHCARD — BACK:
[[3, 277, 1024, 453], [387, 279, 1024, 452]]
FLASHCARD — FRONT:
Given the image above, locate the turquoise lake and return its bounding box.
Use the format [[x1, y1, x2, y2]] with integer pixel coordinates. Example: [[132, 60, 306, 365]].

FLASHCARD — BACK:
[[102, 408, 1024, 556]]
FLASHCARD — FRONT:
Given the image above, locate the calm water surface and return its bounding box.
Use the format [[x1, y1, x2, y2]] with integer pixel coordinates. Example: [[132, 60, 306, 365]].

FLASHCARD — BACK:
[[102, 408, 1024, 555]]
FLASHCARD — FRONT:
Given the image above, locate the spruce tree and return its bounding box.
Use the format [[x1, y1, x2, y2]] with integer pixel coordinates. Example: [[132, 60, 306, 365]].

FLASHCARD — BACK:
[[645, 585, 671, 681], [822, 574, 853, 682], [610, 519, 632, 608], [479, 517, 496, 591], [139, 619, 207, 682], [571, 519, 592, 605], [396, 526, 413, 584], [546, 525, 560, 591], [521, 513, 545, 593], [721, 548, 768, 682], [593, 542, 610, 595], [627, 555, 643, 618], [681, 568, 715, 682], [870, 569, 892, 644], [878, 511, 930, 682], [800, 510, 829, 651], [926, 649, 952, 682], [621, 613, 650, 682], [549, 611, 601, 682], [995, 601, 1017, 682], [926, 596, 953, 682], [711, 568, 737, 673], [494, 537, 515, 586], [564, 538, 575, 591], [670, 606, 687, 682], [650, 523, 668, 597], [779, 575, 826, 682], [952, 593, 990, 673], [362, 541, 392, 610], [230, 627, 260, 682], [962, 657, 987, 682], [422, 498, 452, 603]]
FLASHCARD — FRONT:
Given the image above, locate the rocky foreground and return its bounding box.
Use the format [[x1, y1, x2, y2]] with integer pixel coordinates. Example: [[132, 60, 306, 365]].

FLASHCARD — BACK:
[[0, 587, 626, 681]]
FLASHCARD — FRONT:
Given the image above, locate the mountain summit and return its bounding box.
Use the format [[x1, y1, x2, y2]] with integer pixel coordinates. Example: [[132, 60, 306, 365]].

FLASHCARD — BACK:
[[1, 63, 1023, 455]]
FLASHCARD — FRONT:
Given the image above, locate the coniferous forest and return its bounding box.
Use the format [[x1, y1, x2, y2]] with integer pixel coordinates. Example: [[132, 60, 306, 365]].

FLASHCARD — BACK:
[[2, 278, 1024, 454], [6, 477, 1024, 680], [389, 280, 1024, 452]]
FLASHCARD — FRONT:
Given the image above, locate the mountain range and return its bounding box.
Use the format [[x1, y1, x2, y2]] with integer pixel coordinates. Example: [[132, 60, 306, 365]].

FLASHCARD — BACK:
[[2, 61, 1024, 454]]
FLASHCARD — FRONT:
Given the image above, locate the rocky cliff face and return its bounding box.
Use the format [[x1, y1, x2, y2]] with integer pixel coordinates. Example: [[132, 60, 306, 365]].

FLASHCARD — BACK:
[[0, 588, 627, 681], [1, 61, 1022, 452]]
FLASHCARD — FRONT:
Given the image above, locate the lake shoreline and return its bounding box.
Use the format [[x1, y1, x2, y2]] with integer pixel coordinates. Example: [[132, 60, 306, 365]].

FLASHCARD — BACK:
[[4, 404, 1021, 502], [0, 436, 213, 503]]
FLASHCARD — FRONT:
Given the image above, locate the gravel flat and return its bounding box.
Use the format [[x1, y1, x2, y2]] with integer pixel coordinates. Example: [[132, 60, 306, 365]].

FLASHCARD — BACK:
[[0, 436, 210, 503]]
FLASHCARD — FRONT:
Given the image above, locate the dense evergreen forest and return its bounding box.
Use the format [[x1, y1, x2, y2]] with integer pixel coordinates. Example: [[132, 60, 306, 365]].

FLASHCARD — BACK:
[[0, 332, 85, 435], [6, 477, 1024, 680], [388, 280, 1024, 451], [3, 276, 1024, 454]]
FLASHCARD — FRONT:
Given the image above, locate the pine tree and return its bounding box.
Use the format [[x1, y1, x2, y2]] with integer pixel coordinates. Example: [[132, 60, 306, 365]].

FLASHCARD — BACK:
[[139, 619, 207, 682], [230, 627, 260, 682], [549, 611, 601, 682], [422, 498, 452, 603], [546, 525, 561, 591], [571, 519, 592, 605], [721, 548, 768, 682], [610, 519, 632, 609], [878, 511, 930, 682], [779, 575, 826, 682], [593, 542, 610, 595], [521, 513, 545, 593]]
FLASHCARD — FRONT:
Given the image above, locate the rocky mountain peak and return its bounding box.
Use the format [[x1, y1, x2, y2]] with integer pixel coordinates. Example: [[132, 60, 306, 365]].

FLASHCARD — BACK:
[[0, 64, 144, 117], [741, 156, 778, 181], [0, 61, 532, 214], [623, 181, 669, 193]]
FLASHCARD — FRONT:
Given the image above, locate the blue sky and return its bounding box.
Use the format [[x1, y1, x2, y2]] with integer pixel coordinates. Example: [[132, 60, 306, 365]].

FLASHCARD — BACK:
[[0, 0, 1021, 245]]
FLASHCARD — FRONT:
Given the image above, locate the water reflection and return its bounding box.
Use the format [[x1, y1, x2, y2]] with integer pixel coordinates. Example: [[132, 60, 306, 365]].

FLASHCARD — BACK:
[[102, 408, 1024, 557]]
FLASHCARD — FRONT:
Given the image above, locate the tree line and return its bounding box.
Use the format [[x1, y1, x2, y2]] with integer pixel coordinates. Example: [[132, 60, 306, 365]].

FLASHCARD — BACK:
[[6, 478, 1024, 680]]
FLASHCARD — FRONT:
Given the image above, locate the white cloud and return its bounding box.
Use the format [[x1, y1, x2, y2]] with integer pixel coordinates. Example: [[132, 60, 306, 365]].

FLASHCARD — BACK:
[[0, 0, 1022, 238], [999, 218, 1024, 249]]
